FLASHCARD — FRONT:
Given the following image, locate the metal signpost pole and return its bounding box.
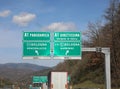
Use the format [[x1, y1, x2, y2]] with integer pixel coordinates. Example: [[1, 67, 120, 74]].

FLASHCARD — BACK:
[[101, 48, 111, 89], [82, 47, 111, 89]]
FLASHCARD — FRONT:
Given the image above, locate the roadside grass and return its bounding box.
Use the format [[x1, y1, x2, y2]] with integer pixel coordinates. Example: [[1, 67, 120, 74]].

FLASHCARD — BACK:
[[73, 80, 120, 89], [73, 80, 105, 89]]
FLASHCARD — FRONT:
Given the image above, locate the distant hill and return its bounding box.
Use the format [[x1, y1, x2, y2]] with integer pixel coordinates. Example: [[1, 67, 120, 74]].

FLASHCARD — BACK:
[[0, 63, 50, 81]]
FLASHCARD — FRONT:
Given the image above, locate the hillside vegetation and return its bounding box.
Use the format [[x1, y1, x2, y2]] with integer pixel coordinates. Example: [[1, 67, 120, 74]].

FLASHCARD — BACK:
[[0, 63, 50, 88]]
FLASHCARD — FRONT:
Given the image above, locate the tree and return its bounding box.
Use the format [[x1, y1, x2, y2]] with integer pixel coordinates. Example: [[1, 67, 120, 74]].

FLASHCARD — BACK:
[[84, 21, 104, 47], [104, 0, 120, 87]]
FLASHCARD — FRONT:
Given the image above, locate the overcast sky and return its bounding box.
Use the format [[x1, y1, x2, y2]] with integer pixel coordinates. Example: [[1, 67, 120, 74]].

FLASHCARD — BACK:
[[0, 0, 110, 67]]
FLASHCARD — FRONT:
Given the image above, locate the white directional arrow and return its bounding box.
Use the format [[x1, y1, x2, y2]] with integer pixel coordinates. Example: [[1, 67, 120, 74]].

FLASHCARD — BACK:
[[35, 50, 39, 56], [65, 50, 69, 55]]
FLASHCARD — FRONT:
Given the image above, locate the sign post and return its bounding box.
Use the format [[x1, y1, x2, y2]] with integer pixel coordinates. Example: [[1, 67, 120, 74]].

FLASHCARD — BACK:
[[23, 32, 50, 59], [54, 32, 81, 59], [82, 47, 111, 89]]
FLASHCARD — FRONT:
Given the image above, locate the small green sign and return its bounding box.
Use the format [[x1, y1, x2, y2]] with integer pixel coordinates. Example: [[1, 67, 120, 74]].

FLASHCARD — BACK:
[[33, 76, 48, 83], [32, 76, 70, 83]]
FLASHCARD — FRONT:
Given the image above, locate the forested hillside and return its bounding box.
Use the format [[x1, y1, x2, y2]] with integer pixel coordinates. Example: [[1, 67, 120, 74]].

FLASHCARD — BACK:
[[55, 0, 120, 88]]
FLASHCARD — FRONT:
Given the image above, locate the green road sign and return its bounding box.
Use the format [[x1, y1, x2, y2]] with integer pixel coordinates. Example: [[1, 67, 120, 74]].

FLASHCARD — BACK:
[[33, 76, 48, 83], [23, 32, 50, 59], [54, 32, 81, 59], [23, 32, 81, 59]]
